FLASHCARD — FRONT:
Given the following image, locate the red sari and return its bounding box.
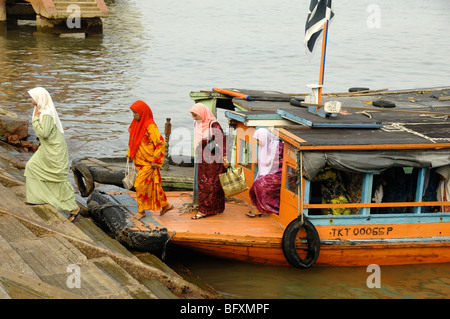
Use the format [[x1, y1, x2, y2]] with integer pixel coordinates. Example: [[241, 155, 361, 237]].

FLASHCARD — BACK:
[[127, 101, 168, 212]]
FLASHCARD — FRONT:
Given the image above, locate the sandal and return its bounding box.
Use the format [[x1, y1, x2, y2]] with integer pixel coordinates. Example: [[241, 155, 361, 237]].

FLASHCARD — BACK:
[[245, 211, 262, 218], [68, 207, 81, 223], [191, 213, 206, 220], [160, 204, 174, 216]]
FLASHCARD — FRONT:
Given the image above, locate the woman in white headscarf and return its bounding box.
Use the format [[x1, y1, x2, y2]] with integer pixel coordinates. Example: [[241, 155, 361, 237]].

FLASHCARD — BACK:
[[436, 166, 450, 213], [24, 87, 80, 221], [247, 128, 284, 217]]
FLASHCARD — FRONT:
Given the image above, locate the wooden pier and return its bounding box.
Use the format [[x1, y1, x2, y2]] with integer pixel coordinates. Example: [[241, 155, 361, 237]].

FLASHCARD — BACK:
[[1, 0, 109, 35], [0, 143, 220, 299]]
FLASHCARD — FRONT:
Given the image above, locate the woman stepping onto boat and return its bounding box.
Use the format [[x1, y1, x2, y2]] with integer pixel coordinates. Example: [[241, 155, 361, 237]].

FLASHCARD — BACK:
[[127, 100, 174, 220], [190, 103, 229, 219]]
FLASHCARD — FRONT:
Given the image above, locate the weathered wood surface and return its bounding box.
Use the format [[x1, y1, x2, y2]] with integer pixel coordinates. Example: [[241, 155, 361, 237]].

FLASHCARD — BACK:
[[0, 145, 221, 299]]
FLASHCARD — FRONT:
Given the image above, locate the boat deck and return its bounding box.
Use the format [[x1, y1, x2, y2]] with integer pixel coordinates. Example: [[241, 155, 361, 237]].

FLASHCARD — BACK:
[[106, 191, 289, 264], [109, 191, 284, 238]]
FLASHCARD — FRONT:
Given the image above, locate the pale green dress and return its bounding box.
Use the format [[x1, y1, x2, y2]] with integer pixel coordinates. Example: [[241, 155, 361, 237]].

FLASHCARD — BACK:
[[24, 115, 78, 211]]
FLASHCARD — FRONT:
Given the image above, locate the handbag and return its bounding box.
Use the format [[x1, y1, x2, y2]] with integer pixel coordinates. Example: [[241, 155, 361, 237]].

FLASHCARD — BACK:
[[122, 158, 138, 190], [219, 166, 248, 197]]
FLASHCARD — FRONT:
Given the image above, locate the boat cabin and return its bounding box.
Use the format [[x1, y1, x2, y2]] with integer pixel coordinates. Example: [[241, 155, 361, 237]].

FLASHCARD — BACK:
[[220, 87, 450, 245]]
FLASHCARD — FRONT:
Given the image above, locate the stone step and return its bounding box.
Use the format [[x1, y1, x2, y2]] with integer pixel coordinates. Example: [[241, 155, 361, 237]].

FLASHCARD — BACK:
[[76, 219, 178, 298], [0, 234, 40, 280], [76, 217, 136, 258], [0, 282, 11, 299], [9, 235, 133, 298], [0, 183, 43, 222], [0, 267, 82, 299], [91, 257, 159, 299], [0, 215, 37, 242]]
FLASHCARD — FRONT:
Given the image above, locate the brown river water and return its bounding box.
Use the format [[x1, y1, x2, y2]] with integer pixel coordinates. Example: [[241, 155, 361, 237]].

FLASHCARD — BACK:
[[1, 0, 449, 299]]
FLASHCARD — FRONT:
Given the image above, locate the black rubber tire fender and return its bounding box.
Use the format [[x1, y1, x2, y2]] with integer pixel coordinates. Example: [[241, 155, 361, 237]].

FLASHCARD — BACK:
[[372, 99, 396, 108], [72, 162, 95, 197], [289, 97, 305, 107], [348, 87, 370, 92], [282, 216, 320, 269]]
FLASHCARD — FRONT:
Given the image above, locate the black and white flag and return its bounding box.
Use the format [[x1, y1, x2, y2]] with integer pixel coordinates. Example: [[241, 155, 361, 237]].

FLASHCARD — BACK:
[[305, 0, 334, 55]]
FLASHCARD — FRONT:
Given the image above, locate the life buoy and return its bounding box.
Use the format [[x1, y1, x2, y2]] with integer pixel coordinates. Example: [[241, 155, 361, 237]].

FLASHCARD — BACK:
[[282, 216, 320, 269], [72, 162, 95, 197]]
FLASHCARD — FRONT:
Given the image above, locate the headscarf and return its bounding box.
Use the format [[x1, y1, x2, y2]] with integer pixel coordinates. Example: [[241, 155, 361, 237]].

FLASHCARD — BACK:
[[190, 103, 218, 147], [28, 87, 64, 134], [436, 166, 450, 210], [254, 128, 280, 178], [128, 100, 156, 160]]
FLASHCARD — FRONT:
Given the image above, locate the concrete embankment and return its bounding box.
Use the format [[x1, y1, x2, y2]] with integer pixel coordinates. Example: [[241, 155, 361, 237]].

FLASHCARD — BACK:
[[0, 142, 220, 299]]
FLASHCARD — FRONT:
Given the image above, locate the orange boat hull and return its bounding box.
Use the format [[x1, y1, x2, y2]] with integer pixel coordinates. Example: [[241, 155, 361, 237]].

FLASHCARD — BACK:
[[114, 191, 450, 267]]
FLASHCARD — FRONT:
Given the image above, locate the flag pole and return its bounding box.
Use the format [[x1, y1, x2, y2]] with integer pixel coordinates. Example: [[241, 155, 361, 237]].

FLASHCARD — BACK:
[[317, 19, 329, 106]]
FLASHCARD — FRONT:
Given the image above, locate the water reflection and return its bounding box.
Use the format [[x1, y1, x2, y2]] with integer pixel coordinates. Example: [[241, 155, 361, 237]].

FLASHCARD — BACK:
[[0, 0, 151, 158], [1, 0, 450, 299], [177, 250, 450, 299]]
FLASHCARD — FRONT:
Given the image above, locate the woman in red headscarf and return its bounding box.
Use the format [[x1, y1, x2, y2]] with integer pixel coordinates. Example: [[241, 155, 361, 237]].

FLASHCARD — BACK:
[[190, 103, 229, 219], [127, 100, 173, 220]]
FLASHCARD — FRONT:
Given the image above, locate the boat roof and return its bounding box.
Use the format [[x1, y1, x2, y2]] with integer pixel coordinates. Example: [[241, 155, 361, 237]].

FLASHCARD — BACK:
[[276, 124, 449, 149], [221, 86, 450, 149]]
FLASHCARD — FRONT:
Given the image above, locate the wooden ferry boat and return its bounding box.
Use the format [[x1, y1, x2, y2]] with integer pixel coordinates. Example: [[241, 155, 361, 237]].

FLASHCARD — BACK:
[[86, 87, 450, 268]]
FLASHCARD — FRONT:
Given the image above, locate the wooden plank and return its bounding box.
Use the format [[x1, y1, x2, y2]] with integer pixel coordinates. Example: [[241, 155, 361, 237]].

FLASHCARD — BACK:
[[0, 234, 40, 280], [0, 215, 36, 242]]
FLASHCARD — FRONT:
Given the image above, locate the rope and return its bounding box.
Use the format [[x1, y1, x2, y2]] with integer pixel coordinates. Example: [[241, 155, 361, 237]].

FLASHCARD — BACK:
[[177, 193, 197, 215], [297, 150, 304, 226], [161, 231, 176, 261], [381, 122, 448, 143], [419, 114, 448, 120]]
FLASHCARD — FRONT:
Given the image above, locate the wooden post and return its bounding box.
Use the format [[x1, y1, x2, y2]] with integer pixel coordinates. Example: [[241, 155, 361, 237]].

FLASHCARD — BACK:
[[162, 118, 171, 171], [0, 0, 6, 22], [317, 20, 329, 106]]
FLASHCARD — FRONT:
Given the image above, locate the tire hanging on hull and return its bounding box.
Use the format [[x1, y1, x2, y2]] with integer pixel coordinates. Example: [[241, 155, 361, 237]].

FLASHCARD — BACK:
[[282, 217, 320, 269], [71, 162, 95, 197]]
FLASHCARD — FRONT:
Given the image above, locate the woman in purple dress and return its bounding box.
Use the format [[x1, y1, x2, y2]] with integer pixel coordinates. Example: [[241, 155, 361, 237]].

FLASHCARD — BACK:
[[248, 128, 284, 217], [190, 103, 229, 219]]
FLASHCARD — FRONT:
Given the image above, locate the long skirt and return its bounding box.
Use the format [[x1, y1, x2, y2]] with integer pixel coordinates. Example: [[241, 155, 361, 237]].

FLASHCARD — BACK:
[[249, 172, 282, 214], [26, 176, 78, 211], [197, 161, 226, 216], [134, 165, 168, 212]]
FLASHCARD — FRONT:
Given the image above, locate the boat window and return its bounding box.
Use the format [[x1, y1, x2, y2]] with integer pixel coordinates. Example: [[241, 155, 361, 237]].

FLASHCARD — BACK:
[[238, 138, 253, 169], [296, 163, 446, 216], [285, 164, 299, 195], [420, 168, 442, 213], [371, 167, 416, 214], [307, 167, 361, 216]]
